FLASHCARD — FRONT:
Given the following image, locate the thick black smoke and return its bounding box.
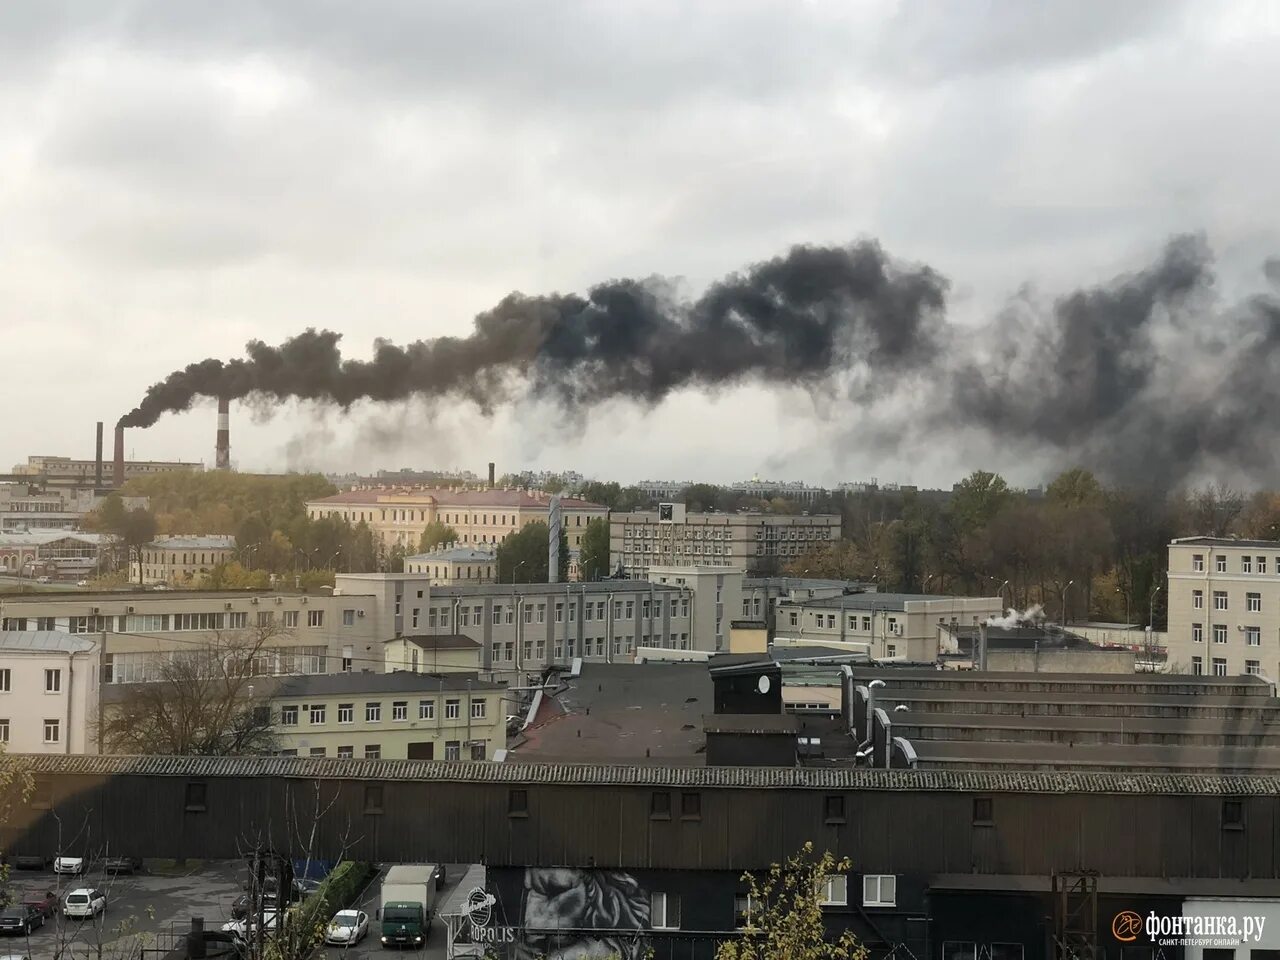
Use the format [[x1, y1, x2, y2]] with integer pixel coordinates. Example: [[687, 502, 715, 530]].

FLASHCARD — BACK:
[[119, 241, 946, 429]]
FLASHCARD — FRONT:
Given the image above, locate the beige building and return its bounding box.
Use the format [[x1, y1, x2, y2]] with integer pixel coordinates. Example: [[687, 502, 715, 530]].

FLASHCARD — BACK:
[[728, 620, 768, 654], [775, 592, 1003, 661], [13, 455, 202, 481], [383, 634, 484, 674], [1167, 536, 1280, 680], [132, 535, 237, 585], [648, 564, 744, 653], [404, 545, 497, 584], [305, 488, 606, 563], [0, 631, 101, 754], [611, 503, 841, 578], [268, 671, 507, 761]]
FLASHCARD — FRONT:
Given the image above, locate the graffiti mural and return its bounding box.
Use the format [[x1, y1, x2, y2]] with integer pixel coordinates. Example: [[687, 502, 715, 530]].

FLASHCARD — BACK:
[[515, 867, 651, 960]]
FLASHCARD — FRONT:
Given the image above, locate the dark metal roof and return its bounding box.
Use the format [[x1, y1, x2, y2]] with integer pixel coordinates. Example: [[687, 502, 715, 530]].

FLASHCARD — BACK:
[[1171, 537, 1280, 548], [271, 670, 504, 698], [16, 754, 1280, 794], [397, 634, 481, 650], [704, 714, 799, 735]]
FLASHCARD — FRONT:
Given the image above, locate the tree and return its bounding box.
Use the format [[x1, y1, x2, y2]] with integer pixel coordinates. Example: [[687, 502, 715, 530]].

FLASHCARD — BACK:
[[418, 521, 459, 553], [97, 624, 282, 755], [496, 522, 569, 583], [119, 507, 159, 585], [578, 518, 611, 581], [1046, 468, 1104, 508], [386, 543, 407, 573], [1183, 483, 1246, 537], [950, 470, 1012, 532], [680, 483, 724, 512], [715, 842, 867, 960]]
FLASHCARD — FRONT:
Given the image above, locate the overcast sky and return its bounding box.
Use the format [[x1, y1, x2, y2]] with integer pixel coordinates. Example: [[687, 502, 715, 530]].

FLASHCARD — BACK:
[[4, 1, 1279, 488]]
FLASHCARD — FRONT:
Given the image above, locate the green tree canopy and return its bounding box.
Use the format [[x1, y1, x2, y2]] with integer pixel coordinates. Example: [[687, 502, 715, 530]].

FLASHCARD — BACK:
[[496, 522, 569, 583], [1046, 468, 1104, 507], [578, 518, 611, 581], [950, 470, 1012, 531], [418, 521, 459, 553]]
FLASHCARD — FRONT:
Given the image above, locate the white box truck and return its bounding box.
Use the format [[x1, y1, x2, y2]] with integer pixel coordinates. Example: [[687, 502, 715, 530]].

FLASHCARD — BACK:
[[378, 865, 439, 948]]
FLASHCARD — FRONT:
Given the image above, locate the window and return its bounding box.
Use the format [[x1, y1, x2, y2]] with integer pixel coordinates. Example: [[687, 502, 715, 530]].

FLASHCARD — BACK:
[[470, 742, 486, 760], [650, 791, 672, 819], [0, 669, 9, 693], [337, 745, 353, 759], [428, 609, 438, 628], [445, 699, 461, 720], [1192, 553, 1205, 571], [862, 616, 872, 630], [310, 747, 326, 757], [1216, 555, 1227, 573], [820, 875, 850, 905], [0, 719, 8, 743], [681, 792, 701, 819], [973, 797, 993, 825], [944, 943, 978, 960], [537, 604, 545, 624], [392, 701, 408, 721], [596, 601, 606, 619], [1243, 556, 1254, 574], [1193, 590, 1204, 610], [309, 705, 326, 724], [522, 605, 531, 625], [824, 795, 846, 823], [45, 669, 61, 693], [1247, 626, 1261, 646], [43, 719, 59, 743], [1192, 656, 1204, 676], [614, 601, 623, 619], [284, 611, 299, 628], [364, 744, 381, 760], [366, 702, 381, 722], [228, 611, 248, 629], [862, 874, 894, 907], [184, 782, 207, 812], [625, 600, 634, 618], [460, 608, 471, 627], [1260, 557, 1269, 575], [342, 608, 356, 626], [734, 893, 761, 929], [650, 893, 680, 930], [473, 605, 482, 624], [1246, 659, 1261, 675], [585, 603, 594, 622], [1213, 624, 1227, 644], [257, 611, 274, 628], [1192, 623, 1203, 643], [1223, 799, 1244, 829], [364, 785, 384, 813], [173, 612, 225, 631], [1248, 592, 1262, 612], [493, 606, 503, 625], [445, 741, 460, 761], [411, 608, 420, 629], [554, 602, 564, 623], [1213, 657, 1228, 677], [789, 612, 798, 627], [338, 703, 353, 724], [419, 699, 435, 720], [509, 788, 529, 816], [342, 646, 353, 672], [471, 698, 486, 719], [280, 705, 299, 726]]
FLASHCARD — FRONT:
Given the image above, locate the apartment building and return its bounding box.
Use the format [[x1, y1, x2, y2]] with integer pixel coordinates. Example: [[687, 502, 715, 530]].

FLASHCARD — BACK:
[[132, 535, 237, 585], [305, 488, 606, 560], [740, 576, 878, 636], [647, 565, 744, 653], [1167, 537, 1280, 679], [611, 504, 841, 578], [0, 631, 101, 754], [266, 671, 507, 761], [0, 588, 381, 684], [333, 573, 694, 678], [775, 592, 1003, 661], [403, 545, 497, 584]]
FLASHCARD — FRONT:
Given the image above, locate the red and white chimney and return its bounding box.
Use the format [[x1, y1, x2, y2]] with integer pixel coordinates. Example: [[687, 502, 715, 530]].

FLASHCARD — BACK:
[[215, 397, 230, 470]]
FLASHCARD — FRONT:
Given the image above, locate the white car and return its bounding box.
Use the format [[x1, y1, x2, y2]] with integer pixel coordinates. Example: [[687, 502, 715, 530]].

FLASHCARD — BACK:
[[76, 580, 89, 587], [35, 577, 51, 585], [63, 889, 105, 920], [53, 857, 84, 875], [325, 910, 368, 946], [222, 910, 279, 940]]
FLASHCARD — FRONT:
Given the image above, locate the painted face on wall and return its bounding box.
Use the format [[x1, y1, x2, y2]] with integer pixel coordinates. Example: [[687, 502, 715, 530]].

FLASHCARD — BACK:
[[519, 867, 651, 960]]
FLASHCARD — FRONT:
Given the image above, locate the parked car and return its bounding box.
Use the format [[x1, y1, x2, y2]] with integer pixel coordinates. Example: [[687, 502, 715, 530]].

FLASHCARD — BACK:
[[0, 905, 44, 936], [52, 857, 84, 876], [63, 890, 105, 920], [230, 880, 310, 921], [103, 857, 142, 875], [76, 580, 89, 588], [222, 910, 278, 941], [9, 858, 43, 872], [324, 910, 368, 946], [21, 893, 56, 921]]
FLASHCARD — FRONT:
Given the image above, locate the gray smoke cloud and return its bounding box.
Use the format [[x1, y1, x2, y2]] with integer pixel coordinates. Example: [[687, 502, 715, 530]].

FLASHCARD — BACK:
[[121, 235, 1280, 487]]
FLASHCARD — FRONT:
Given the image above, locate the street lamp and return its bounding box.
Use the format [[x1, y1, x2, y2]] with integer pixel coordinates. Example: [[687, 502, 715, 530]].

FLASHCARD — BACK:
[[1061, 580, 1075, 625], [326, 550, 341, 571], [238, 544, 259, 571], [1149, 584, 1162, 629], [1117, 586, 1131, 629], [512, 559, 528, 585]]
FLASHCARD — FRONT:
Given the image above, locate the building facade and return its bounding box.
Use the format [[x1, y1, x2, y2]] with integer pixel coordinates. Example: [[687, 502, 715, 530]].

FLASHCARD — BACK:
[[648, 566, 744, 653], [383, 634, 484, 674], [267, 671, 507, 761], [1167, 536, 1280, 680], [132, 535, 238, 585], [611, 505, 841, 579], [775, 592, 1004, 661], [0, 631, 100, 754], [404, 545, 497, 584], [0, 531, 106, 580], [12, 455, 203, 481]]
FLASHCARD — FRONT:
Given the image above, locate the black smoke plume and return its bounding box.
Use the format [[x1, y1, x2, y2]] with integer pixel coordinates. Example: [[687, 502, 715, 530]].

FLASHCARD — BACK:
[[119, 241, 948, 427]]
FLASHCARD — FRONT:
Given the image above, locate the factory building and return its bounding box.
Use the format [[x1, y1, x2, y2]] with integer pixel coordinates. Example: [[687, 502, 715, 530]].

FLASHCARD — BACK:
[[12, 454, 202, 483]]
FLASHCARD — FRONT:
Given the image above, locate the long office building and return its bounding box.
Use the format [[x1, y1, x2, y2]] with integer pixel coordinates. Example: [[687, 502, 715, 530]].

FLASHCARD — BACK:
[[611, 503, 841, 578]]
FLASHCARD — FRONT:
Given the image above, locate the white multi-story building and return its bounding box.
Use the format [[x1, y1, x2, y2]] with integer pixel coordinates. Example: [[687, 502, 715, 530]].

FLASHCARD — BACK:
[[1167, 537, 1280, 680], [0, 631, 101, 753]]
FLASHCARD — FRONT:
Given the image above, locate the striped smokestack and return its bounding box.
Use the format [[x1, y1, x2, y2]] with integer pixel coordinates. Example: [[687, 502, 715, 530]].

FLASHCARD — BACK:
[[113, 425, 125, 487], [94, 422, 104, 489], [215, 396, 230, 470]]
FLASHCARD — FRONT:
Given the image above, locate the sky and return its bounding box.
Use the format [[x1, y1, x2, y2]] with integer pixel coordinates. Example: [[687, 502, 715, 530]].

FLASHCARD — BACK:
[[3, 1, 1280, 489]]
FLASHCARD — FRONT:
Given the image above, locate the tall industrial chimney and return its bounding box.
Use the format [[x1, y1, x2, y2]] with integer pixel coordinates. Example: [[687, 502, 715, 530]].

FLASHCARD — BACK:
[[113, 425, 125, 487], [548, 495, 562, 584], [488, 462, 495, 489], [94, 422, 104, 489], [215, 396, 231, 470]]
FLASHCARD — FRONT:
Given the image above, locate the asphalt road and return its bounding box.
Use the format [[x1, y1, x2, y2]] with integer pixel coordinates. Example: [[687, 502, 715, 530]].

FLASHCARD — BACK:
[[0, 861, 472, 960]]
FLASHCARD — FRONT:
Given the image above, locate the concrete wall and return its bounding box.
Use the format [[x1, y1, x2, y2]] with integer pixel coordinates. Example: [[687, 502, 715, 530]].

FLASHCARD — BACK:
[[0, 643, 100, 754], [728, 625, 767, 653], [984, 648, 1136, 673], [383, 638, 482, 674]]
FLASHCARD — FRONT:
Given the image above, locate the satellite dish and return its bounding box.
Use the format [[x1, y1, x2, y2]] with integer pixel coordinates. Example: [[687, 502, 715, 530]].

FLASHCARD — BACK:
[[758, 675, 771, 694]]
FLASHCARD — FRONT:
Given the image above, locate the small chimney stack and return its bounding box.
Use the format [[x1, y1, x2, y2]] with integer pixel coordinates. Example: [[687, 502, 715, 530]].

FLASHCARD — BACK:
[[215, 396, 231, 470], [113, 425, 125, 487], [488, 462, 495, 489], [94, 422, 104, 489]]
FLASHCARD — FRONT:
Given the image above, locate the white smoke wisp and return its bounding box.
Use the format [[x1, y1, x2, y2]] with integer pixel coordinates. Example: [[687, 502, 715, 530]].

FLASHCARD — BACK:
[[986, 604, 1044, 629]]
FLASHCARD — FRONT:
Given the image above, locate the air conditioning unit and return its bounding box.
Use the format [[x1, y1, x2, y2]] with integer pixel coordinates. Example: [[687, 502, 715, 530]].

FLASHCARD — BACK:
[[126, 606, 135, 614], [274, 597, 283, 605], [301, 597, 308, 604], [91, 607, 99, 615], [224, 602, 233, 611], [250, 598, 259, 605], [358, 610, 365, 618], [892, 624, 903, 636]]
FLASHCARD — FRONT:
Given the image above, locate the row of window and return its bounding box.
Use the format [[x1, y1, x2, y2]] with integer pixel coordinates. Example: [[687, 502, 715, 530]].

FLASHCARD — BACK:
[[274, 741, 487, 761], [63, 609, 333, 635], [140, 551, 230, 565], [1190, 623, 1263, 645], [1192, 553, 1275, 575], [279, 697, 487, 726], [410, 598, 687, 630], [0, 668, 62, 694], [1190, 589, 1267, 613], [1191, 656, 1261, 677], [0, 718, 61, 743], [103, 646, 329, 684], [487, 634, 660, 662]]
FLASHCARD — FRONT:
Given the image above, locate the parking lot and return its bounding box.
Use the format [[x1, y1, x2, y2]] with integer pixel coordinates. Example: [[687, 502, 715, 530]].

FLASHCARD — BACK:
[[0, 861, 471, 960]]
